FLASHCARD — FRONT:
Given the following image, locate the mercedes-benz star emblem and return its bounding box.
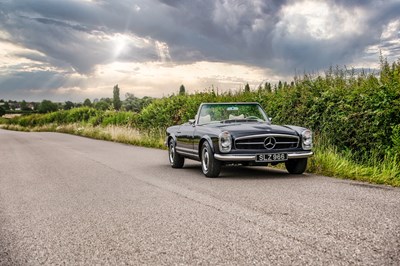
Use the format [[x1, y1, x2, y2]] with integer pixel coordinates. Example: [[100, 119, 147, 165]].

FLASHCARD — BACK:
[[264, 137, 276, 150]]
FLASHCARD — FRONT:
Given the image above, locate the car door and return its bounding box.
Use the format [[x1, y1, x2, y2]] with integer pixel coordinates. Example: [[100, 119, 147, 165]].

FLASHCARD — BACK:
[[176, 123, 195, 154]]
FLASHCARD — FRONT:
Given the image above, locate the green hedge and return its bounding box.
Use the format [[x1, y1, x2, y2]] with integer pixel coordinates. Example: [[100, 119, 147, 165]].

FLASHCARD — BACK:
[[137, 58, 400, 160]]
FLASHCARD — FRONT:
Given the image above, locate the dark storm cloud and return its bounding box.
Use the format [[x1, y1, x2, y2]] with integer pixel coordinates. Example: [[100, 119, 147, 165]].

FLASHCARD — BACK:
[[0, 71, 68, 91], [0, 0, 164, 73], [0, 69, 85, 101], [156, 0, 400, 72], [0, 0, 400, 99], [153, 0, 289, 66], [1, 0, 289, 72]]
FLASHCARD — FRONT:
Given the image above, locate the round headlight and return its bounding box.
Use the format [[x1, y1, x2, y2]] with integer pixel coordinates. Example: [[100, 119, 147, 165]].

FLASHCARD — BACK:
[[302, 130, 313, 150], [219, 131, 232, 153]]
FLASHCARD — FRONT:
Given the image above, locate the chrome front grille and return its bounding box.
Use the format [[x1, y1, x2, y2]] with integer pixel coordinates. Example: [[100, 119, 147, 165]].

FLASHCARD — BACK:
[[234, 134, 299, 150]]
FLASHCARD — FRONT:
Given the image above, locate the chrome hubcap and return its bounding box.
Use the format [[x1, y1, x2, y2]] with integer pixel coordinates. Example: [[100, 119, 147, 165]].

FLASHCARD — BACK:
[[202, 148, 209, 172], [169, 143, 174, 163]]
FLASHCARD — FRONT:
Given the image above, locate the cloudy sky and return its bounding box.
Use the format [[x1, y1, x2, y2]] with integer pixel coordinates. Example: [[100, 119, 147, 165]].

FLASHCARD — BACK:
[[0, 0, 399, 102]]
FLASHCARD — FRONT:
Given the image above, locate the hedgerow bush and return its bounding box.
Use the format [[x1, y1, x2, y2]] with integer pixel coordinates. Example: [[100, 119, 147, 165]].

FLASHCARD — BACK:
[[101, 111, 138, 127], [137, 58, 400, 162]]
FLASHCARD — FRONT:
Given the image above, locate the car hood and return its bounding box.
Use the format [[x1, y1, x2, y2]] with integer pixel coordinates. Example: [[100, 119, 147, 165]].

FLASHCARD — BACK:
[[209, 122, 299, 138]]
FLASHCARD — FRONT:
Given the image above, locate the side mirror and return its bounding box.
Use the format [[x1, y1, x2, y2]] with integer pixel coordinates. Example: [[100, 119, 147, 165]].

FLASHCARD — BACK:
[[269, 117, 272, 123], [189, 119, 195, 125]]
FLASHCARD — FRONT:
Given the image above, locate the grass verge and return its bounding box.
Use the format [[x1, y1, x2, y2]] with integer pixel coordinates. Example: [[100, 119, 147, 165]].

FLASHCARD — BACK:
[[308, 139, 400, 187], [0, 123, 166, 149]]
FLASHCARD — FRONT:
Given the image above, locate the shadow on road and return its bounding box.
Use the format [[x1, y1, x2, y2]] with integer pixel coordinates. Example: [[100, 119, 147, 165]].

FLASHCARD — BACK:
[[167, 162, 312, 180]]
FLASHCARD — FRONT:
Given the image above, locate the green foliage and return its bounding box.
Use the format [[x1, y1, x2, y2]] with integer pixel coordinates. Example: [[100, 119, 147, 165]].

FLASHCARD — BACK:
[[83, 98, 92, 107], [0, 107, 5, 117], [64, 101, 75, 110], [100, 111, 138, 127], [1, 57, 400, 186], [244, 83, 250, 93], [20, 100, 29, 111], [391, 124, 400, 154], [179, 84, 186, 95], [308, 135, 400, 187], [138, 58, 400, 164], [113, 84, 121, 111], [66, 107, 99, 123], [94, 100, 111, 111], [38, 100, 59, 113], [123, 93, 153, 112]]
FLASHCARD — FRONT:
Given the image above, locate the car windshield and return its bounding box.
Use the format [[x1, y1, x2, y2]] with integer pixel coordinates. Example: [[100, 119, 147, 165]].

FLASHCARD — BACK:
[[197, 103, 269, 125]]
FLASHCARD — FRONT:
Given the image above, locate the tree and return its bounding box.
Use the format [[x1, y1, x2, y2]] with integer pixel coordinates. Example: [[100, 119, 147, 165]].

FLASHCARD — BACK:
[[38, 100, 58, 113], [123, 93, 138, 112], [125, 93, 136, 101], [20, 100, 27, 110], [113, 84, 121, 111], [94, 100, 110, 111], [83, 98, 92, 107], [277, 80, 283, 90], [179, 84, 186, 95], [64, 101, 75, 110], [122, 93, 154, 113], [94, 97, 112, 110], [244, 83, 250, 93], [0, 106, 5, 117], [264, 82, 272, 93], [20, 100, 31, 111]]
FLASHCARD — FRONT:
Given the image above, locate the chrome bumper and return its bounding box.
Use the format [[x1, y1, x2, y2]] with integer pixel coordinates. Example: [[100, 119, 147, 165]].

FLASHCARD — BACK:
[[214, 151, 313, 162]]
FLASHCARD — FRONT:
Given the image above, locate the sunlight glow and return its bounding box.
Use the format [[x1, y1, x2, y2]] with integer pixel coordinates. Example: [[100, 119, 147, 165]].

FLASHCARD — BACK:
[[112, 34, 127, 59], [93, 61, 280, 98]]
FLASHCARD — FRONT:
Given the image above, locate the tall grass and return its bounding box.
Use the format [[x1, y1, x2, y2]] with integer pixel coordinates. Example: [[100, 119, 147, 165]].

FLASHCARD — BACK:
[[309, 135, 400, 186], [0, 123, 166, 149]]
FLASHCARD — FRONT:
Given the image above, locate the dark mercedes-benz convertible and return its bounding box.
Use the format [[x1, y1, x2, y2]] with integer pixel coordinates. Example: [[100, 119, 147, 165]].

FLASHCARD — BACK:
[[166, 102, 313, 177]]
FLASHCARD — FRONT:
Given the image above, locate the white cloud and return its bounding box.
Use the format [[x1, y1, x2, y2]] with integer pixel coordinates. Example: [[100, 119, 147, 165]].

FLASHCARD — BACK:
[[155, 41, 171, 62], [381, 19, 400, 40], [279, 1, 365, 40]]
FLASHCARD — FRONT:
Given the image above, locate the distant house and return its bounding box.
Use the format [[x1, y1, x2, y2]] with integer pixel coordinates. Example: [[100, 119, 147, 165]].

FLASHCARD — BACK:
[[27, 103, 35, 110]]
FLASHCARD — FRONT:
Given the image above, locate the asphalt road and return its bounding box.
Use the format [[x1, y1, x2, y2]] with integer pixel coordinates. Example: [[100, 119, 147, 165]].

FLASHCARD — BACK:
[[0, 129, 399, 265]]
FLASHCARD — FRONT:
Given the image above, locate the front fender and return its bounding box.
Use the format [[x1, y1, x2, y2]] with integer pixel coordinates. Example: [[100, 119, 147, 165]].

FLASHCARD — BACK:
[[199, 135, 216, 156], [283, 125, 308, 136], [165, 134, 177, 147]]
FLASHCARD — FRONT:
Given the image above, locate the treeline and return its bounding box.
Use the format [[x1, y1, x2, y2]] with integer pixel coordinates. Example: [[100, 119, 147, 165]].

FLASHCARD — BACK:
[[0, 92, 153, 116]]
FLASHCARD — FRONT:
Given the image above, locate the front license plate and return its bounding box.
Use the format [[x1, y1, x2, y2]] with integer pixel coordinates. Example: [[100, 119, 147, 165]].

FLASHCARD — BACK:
[[256, 153, 288, 162]]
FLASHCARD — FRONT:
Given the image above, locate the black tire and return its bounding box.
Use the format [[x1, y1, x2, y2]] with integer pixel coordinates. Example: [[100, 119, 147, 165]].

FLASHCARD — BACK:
[[201, 141, 221, 177], [168, 140, 185, 168], [285, 158, 308, 174]]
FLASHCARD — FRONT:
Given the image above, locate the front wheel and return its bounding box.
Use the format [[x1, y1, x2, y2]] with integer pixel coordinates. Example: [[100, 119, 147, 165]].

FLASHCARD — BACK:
[[285, 158, 308, 174], [201, 142, 221, 178], [168, 140, 185, 168]]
